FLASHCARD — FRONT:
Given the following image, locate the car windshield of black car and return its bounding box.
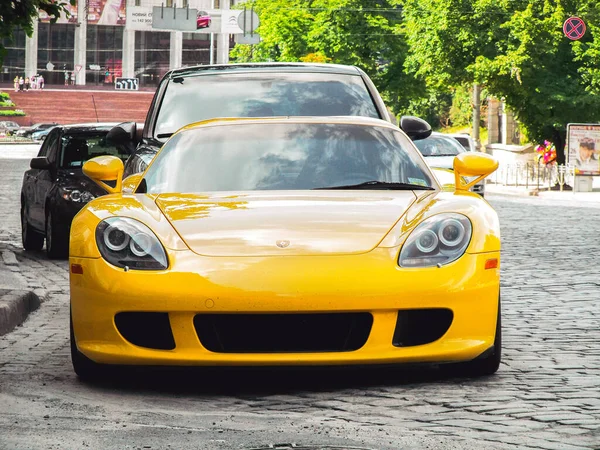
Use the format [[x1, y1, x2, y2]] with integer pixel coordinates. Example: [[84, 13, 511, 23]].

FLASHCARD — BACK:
[[59, 133, 130, 169], [154, 72, 380, 139]]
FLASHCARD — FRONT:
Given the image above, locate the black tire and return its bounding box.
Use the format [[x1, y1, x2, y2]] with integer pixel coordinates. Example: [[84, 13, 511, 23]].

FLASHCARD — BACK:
[[45, 210, 68, 259], [453, 298, 501, 377], [70, 311, 105, 381], [21, 205, 44, 251]]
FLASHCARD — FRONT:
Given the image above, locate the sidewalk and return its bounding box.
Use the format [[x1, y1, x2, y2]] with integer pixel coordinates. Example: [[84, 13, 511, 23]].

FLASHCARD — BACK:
[[486, 182, 600, 207], [0, 245, 42, 336]]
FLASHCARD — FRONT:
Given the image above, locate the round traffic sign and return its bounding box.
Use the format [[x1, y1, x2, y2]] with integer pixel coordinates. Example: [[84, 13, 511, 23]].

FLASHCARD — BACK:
[[238, 10, 260, 33], [563, 17, 586, 40]]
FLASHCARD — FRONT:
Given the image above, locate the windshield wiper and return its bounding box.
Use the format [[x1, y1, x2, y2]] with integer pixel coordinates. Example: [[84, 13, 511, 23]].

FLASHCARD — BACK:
[[157, 133, 174, 139], [313, 181, 434, 190], [426, 154, 458, 157]]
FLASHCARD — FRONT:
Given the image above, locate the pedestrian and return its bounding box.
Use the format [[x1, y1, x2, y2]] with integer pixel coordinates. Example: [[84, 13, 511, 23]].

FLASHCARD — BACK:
[[39, 74, 45, 90], [70, 71, 76, 85], [13, 76, 19, 92], [25, 77, 30, 91], [104, 68, 111, 84], [31, 75, 36, 89], [64, 70, 69, 86], [18, 76, 24, 92]]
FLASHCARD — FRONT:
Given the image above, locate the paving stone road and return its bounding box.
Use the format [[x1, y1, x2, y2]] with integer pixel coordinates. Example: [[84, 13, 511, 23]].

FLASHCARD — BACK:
[[0, 147, 599, 450]]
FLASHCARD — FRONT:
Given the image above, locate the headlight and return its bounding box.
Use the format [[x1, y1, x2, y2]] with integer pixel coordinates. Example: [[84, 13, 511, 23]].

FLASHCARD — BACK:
[[96, 217, 168, 270], [60, 187, 96, 203], [399, 213, 472, 268]]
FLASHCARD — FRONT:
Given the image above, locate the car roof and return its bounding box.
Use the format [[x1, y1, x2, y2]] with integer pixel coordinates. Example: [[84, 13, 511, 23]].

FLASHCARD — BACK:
[[57, 123, 120, 133], [180, 116, 398, 132], [168, 62, 363, 79]]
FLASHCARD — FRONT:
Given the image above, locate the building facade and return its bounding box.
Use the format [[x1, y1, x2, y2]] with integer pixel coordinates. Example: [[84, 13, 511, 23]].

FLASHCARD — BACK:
[[1, 0, 235, 87]]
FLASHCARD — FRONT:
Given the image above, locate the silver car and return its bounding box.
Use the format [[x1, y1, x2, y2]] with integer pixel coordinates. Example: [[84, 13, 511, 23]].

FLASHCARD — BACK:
[[413, 132, 485, 196], [0, 121, 21, 135]]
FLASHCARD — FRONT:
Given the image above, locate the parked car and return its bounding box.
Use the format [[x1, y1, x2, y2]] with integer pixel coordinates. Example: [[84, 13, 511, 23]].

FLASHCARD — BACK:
[[413, 132, 486, 196], [447, 133, 479, 152], [108, 62, 400, 178], [196, 11, 211, 29], [70, 116, 501, 380], [20, 123, 125, 258], [0, 121, 21, 135], [31, 127, 55, 142], [15, 122, 59, 138]]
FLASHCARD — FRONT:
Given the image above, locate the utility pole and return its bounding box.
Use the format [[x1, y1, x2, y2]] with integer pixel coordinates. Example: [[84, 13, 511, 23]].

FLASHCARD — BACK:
[[473, 83, 481, 151]]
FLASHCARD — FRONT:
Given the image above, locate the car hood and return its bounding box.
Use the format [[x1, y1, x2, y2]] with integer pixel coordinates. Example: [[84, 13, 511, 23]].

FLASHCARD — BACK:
[[155, 191, 418, 256], [423, 155, 456, 170]]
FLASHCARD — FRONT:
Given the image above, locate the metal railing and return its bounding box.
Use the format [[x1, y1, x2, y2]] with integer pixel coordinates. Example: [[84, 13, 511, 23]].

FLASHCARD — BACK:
[[489, 162, 576, 190]]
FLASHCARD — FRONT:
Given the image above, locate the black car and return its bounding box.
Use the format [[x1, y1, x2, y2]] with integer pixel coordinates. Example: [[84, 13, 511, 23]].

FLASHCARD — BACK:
[[15, 122, 58, 138], [20, 123, 128, 258], [109, 63, 397, 178]]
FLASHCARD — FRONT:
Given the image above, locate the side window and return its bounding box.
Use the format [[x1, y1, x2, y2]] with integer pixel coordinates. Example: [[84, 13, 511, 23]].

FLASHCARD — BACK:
[[37, 129, 59, 158], [45, 131, 60, 164]]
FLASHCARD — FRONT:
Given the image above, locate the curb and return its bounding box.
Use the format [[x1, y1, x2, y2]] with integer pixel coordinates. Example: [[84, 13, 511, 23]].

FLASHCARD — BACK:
[[0, 289, 41, 336]]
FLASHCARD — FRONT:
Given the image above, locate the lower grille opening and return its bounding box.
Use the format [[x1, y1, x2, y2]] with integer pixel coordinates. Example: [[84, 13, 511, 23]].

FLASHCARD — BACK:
[[115, 312, 175, 350], [392, 308, 453, 347], [194, 313, 373, 353]]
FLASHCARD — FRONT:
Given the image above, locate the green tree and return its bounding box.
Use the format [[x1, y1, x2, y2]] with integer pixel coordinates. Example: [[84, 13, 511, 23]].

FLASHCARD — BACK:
[[0, 0, 74, 68], [230, 0, 430, 121], [402, 0, 600, 163]]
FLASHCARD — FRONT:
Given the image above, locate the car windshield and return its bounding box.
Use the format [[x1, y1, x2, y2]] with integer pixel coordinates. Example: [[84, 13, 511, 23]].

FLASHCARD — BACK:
[[154, 72, 380, 139], [59, 132, 129, 168], [413, 135, 466, 157], [143, 122, 434, 193], [453, 136, 471, 151]]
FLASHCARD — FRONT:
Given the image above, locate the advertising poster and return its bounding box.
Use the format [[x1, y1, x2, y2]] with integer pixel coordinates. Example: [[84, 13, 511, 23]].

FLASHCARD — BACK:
[[567, 123, 600, 175], [38, 1, 126, 25], [38, 3, 78, 23], [87, 0, 127, 25]]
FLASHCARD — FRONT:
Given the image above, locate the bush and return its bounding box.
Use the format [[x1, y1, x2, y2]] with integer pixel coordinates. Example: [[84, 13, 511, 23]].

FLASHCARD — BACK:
[[0, 91, 11, 102], [0, 109, 25, 116], [0, 101, 16, 107]]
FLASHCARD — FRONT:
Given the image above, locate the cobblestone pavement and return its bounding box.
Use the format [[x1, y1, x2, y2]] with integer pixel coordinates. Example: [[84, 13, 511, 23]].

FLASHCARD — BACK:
[[0, 150, 599, 450]]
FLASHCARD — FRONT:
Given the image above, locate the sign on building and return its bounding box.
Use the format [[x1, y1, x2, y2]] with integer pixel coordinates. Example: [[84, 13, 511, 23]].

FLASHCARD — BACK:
[[567, 123, 600, 175], [126, 6, 153, 31], [127, 6, 257, 34], [115, 77, 139, 91]]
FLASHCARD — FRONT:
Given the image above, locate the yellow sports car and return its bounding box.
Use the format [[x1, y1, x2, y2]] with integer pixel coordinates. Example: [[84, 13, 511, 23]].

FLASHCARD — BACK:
[[69, 116, 501, 379]]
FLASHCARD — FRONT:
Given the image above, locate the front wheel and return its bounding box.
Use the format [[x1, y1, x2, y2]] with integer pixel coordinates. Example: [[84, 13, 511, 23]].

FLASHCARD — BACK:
[[45, 210, 69, 259], [453, 298, 501, 377], [21, 206, 44, 251], [70, 311, 105, 381]]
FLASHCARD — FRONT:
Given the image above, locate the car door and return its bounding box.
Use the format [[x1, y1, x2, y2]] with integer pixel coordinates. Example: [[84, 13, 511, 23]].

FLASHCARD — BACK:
[[31, 129, 61, 229], [23, 131, 50, 230]]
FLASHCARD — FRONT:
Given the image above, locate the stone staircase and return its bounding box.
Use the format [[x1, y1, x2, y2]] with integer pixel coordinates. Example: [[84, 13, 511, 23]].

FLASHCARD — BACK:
[[8, 88, 154, 126]]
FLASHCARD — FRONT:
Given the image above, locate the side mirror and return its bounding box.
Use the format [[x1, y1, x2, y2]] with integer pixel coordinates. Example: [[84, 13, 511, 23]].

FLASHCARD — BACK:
[[400, 116, 432, 141], [30, 157, 51, 170], [122, 173, 143, 194], [82, 156, 124, 195], [453, 152, 499, 192], [106, 122, 139, 154]]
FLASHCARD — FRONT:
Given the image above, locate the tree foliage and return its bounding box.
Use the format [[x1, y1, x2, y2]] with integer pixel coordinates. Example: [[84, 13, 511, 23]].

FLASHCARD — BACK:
[[230, 0, 426, 121], [402, 0, 600, 161], [0, 0, 75, 67]]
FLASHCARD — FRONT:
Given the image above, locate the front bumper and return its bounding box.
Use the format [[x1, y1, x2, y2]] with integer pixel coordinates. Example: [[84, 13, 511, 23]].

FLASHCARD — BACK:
[[70, 248, 500, 367]]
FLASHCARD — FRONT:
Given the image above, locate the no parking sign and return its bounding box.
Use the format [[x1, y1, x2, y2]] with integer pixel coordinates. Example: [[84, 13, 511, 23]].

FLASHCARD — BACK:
[[563, 17, 586, 40]]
